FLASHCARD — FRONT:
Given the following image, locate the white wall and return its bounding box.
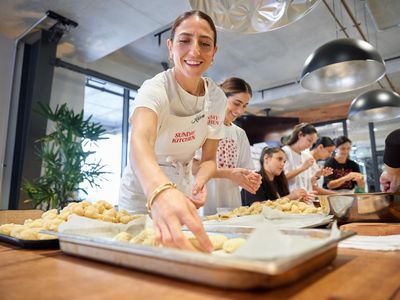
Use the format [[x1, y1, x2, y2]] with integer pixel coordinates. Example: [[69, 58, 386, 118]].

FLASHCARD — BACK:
[[0, 36, 15, 209]]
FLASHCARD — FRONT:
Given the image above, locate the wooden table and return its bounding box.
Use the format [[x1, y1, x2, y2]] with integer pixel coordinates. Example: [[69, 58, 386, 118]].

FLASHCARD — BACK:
[[1, 243, 399, 300]]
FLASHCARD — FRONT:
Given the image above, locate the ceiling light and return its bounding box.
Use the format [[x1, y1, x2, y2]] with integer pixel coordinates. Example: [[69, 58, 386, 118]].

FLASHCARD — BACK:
[[189, 0, 320, 33], [300, 38, 386, 93], [348, 89, 400, 122]]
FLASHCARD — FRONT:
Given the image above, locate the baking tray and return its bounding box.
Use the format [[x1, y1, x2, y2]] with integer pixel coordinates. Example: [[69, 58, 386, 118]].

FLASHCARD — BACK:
[[0, 233, 59, 249], [54, 228, 353, 289], [319, 192, 400, 224]]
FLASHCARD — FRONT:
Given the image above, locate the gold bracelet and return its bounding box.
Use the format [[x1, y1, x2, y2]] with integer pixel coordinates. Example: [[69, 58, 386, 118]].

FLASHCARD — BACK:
[[146, 182, 177, 213]]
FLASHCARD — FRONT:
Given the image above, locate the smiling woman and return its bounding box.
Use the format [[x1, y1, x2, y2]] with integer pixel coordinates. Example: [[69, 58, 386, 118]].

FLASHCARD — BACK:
[[118, 10, 226, 252], [194, 77, 262, 215]]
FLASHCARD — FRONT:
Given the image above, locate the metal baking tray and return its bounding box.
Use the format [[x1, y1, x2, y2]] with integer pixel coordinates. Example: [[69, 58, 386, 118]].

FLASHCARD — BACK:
[[0, 233, 59, 249], [319, 192, 400, 224], [54, 227, 353, 289]]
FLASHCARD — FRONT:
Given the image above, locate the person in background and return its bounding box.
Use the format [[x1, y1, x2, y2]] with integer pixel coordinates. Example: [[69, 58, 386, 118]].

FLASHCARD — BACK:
[[241, 147, 315, 206], [119, 10, 226, 252], [380, 129, 400, 193], [323, 136, 365, 193], [193, 77, 261, 215], [282, 123, 318, 192], [307, 137, 336, 195]]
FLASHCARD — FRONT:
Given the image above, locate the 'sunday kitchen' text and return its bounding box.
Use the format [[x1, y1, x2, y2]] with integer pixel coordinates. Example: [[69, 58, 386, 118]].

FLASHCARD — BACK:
[[172, 131, 195, 143]]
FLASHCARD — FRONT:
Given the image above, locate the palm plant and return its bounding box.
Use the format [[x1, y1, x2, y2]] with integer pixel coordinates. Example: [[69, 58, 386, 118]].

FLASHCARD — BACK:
[[22, 103, 108, 210]]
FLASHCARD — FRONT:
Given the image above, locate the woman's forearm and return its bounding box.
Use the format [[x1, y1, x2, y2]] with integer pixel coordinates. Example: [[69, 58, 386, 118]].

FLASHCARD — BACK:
[[327, 176, 349, 189], [214, 168, 235, 179], [130, 109, 170, 197], [196, 160, 217, 184], [285, 167, 305, 180]]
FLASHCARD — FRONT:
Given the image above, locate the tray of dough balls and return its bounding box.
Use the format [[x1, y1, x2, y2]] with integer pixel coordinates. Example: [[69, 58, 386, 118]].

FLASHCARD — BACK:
[[0, 200, 142, 249], [203, 197, 333, 229], [50, 214, 354, 289]]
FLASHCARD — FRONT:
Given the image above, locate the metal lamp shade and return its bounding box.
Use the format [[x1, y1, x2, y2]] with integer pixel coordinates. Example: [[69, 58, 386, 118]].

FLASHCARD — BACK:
[[301, 38, 386, 93], [189, 0, 320, 34], [349, 89, 400, 122]]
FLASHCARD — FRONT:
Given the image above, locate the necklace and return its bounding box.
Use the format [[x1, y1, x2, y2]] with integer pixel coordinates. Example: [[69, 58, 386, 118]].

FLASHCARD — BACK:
[[174, 70, 204, 114]]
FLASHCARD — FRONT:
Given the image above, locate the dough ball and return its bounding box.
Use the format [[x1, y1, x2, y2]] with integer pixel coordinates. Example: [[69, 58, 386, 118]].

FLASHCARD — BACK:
[[17, 228, 39, 240], [84, 206, 99, 219], [209, 234, 228, 251], [113, 231, 133, 243], [118, 215, 135, 224], [118, 209, 130, 216], [28, 219, 44, 228], [290, 205, 300, 213], [0, 223, 16, 235], [103, 208, 117, 218], [38, 233, 57, 240], [130, 228, 155, 244], [71, 205, 84, 216], [41, 209, 58, 220], [223, 238, 246, 253]]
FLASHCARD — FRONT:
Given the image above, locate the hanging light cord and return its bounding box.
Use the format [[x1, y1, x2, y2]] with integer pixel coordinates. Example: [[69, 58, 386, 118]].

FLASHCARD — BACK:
[[322, 0, 349, 37], [322, 0, 397, 92], [340, 0, 398, 93]]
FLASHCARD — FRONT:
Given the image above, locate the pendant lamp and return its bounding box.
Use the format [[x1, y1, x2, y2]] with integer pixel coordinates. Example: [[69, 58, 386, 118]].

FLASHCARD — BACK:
[[300, 38, 386, 93], [189, 0, 320, 34], [348, 89, 400, 122]]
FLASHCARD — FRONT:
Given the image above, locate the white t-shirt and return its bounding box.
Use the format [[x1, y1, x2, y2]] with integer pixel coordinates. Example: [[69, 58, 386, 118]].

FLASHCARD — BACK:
[[304, 151, 323, 189], [119, 69, 226, 213], [202, 124, 254, 215], [282, 145, 312, 192]]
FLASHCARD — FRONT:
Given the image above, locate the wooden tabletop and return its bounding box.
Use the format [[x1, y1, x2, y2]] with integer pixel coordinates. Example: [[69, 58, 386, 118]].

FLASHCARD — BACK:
[[1, 243, 400, 300]]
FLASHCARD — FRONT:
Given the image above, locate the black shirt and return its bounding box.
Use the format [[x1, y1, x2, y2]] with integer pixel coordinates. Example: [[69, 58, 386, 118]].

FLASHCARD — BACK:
[[323, 157, 360, 190], [384, 129, 400, 168], [241, 172, 287, 206]]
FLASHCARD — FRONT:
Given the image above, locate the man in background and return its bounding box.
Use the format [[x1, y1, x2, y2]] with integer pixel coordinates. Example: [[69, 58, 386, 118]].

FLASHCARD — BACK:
[[380, 129, 400, 193]]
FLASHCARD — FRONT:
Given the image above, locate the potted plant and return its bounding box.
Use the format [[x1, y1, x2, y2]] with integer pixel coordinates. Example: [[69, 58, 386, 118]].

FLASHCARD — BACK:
[[22, 102, 108, 210]]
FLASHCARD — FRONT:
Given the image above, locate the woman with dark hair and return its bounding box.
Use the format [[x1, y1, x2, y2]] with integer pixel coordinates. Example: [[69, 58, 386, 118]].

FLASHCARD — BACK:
[[323, 136, 365, 192], [282, 123, 318, 191], [119, 10, 226, 251], [242, 147, 314, 206], [308, 137, 336, 195], [194, 77, 261, 215]]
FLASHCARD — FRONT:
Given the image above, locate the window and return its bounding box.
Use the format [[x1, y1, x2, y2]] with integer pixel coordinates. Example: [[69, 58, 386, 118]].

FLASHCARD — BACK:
[[80, 78, 135, 205]]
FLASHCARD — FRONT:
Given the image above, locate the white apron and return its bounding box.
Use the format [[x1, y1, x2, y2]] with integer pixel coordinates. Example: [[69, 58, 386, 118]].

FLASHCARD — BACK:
[[119, 77, 210, 214]]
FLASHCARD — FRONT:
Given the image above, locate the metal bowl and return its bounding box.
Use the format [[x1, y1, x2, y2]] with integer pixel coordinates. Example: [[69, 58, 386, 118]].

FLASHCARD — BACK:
[[318, 193, 400, 224]]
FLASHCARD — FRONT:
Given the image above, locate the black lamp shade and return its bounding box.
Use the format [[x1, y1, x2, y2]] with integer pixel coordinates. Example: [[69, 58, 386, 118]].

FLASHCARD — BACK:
[[349, 89, 400, 122], [301, 38, 386, 93]]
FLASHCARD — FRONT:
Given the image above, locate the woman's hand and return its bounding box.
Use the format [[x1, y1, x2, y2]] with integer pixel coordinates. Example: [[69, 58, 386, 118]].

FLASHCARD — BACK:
[[229, 168, 262, 194], [301, 157, 315, 171], [191, 182, 207, 208], [318, 167, 333, 177], [151, 188, 213, 252], [290, 188, 316, 202]]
